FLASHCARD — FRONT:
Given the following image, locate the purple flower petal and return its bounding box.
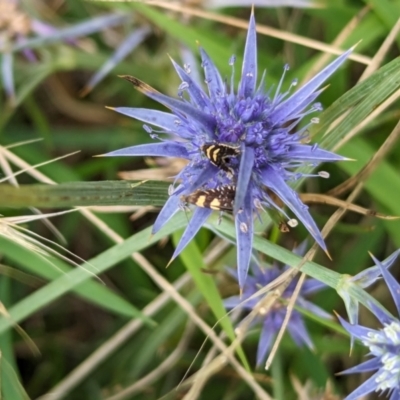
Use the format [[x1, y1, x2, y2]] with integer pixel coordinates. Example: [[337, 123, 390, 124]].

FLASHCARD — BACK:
[[2, 52, 15, 102], [235, 199, 254, 289], [382, 249, 400, 270], [101, 142, 190, 159], [170, 207, 212, 261], [234, 145, 255, 214], [179, 45, 202, 86], [344, 371, 381, 400], [340, 358, 381, 375], [337, 314, 373, 340], [82, 27, 151, 95], [371, 253, 400, 315], [152, 194, 181, 234], [206, 0, 319, 8], [261, 165, 326, 251], [390, 389, 400, 400], [298, 299, 331, 319], [15, 13, 129, 52], [271, 47, 353, 124], [257, 318, 276, 366], [121, 76, 216, 136], [111, 107, 179, 132], [367, 301, 396, 326], [238, 11, 257, 99], [287, 314, 314, 349], [170, 57, 211, 110], [302, 279, 326, 295], [199, 47, 225, 100], [288, 145, 347, 162], [223, 295, 242, 309]]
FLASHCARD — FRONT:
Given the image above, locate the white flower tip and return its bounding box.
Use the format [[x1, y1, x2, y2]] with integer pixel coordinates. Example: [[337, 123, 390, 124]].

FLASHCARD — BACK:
[[105, 106, 115, 111], [325, 249, 332, 261], [288, 218, 298, 228], [343, 157, 357, 162], [166, 257, 175, 268], [351, 40, 362, 51], [318, 171, 330, 179]]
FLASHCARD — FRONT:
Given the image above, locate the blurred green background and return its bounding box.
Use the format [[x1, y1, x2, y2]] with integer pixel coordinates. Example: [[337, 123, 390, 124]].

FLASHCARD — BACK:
[[1, 1, 400, 399]]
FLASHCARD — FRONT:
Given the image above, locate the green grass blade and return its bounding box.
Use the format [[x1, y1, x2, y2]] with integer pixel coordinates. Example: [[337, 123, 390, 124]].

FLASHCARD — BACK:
[[0, 180, 169, 208], [0, 213, 188, 335], [172, 230, 249, 369]]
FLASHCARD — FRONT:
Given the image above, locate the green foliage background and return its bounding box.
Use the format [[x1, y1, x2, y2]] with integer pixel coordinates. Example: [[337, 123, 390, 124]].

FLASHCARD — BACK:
[[1, 1, 400, 399]]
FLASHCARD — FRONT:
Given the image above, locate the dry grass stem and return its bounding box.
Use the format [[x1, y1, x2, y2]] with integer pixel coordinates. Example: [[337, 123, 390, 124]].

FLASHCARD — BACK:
[[96, 0, 371, 64], [301, 6, 369, 84], [329, 118, 400, 197], [300, 193, 399, 220], [105, 322, 196, 400]]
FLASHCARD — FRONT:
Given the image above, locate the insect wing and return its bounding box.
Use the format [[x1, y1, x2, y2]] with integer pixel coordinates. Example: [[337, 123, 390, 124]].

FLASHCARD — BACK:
[[201, 143, 240, 175], [183, 185, 236, 211]]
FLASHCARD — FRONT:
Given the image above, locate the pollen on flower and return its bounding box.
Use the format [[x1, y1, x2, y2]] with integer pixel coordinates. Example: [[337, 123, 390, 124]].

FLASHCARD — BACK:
[[240, 222, 248, 233], [288, 218, 298, 227]]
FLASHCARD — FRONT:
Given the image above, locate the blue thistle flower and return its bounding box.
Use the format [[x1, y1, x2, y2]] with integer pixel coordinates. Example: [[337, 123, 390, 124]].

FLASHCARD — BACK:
[[338, 250, 400, 400], [102, 11, 352, 288], [224, 241, 330, 366]]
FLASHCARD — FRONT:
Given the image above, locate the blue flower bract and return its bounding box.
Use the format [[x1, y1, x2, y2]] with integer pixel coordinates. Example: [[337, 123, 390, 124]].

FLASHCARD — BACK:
[[338, 251, 400, 400], [224, 241, 330, 366], [103, 11, 352, 288]]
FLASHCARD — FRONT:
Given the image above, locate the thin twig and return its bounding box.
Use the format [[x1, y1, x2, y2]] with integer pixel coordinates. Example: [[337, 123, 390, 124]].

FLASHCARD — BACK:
[[93, 0, 371, 65], [105, 321, 196, 400], [329, 117, 400, 197], [301, 6, 370, 84]]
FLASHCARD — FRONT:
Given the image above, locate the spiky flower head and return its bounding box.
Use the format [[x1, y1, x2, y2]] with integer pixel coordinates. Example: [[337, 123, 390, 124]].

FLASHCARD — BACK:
[[224, 241, 330, 366], [102, 11, 351, 288], [338, 250, 400, 400]]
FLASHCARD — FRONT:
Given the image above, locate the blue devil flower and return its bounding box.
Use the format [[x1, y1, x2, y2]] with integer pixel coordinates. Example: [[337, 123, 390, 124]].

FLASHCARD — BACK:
[[103, 11, 352, 288], [338, 251, 400, 400], [224, 241, 329, 366]]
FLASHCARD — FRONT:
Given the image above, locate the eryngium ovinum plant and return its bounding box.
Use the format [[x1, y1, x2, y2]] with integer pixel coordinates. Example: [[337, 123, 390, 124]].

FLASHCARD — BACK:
[[102, 11, 352, 289]]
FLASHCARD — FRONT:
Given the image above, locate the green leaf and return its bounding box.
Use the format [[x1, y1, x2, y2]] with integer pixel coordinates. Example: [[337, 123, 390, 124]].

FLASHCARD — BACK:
[[0, 180, 169, 208], [0, 213, 188, 335], [172, 230, 249, 369], [0, 235, 154, 323]]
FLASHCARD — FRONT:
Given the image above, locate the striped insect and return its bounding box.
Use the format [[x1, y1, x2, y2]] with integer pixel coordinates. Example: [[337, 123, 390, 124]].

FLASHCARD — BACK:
[[181, 185, 236, 211], [201, 142, 240, 177]]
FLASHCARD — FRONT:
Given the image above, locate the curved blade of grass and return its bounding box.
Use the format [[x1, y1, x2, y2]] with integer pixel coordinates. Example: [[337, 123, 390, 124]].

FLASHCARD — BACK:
[[12, 14, 129, 53], [314, 56, 400, 147], [208, 215, 394, 319], [172, 230, 249, 369], [0, 235, 153, 323], [339, 137, 400, 245], [0, 278, 30, 400], [130, 3, 243, 73], [0, 212, 188, 335], [0, 180, 170, 208]]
